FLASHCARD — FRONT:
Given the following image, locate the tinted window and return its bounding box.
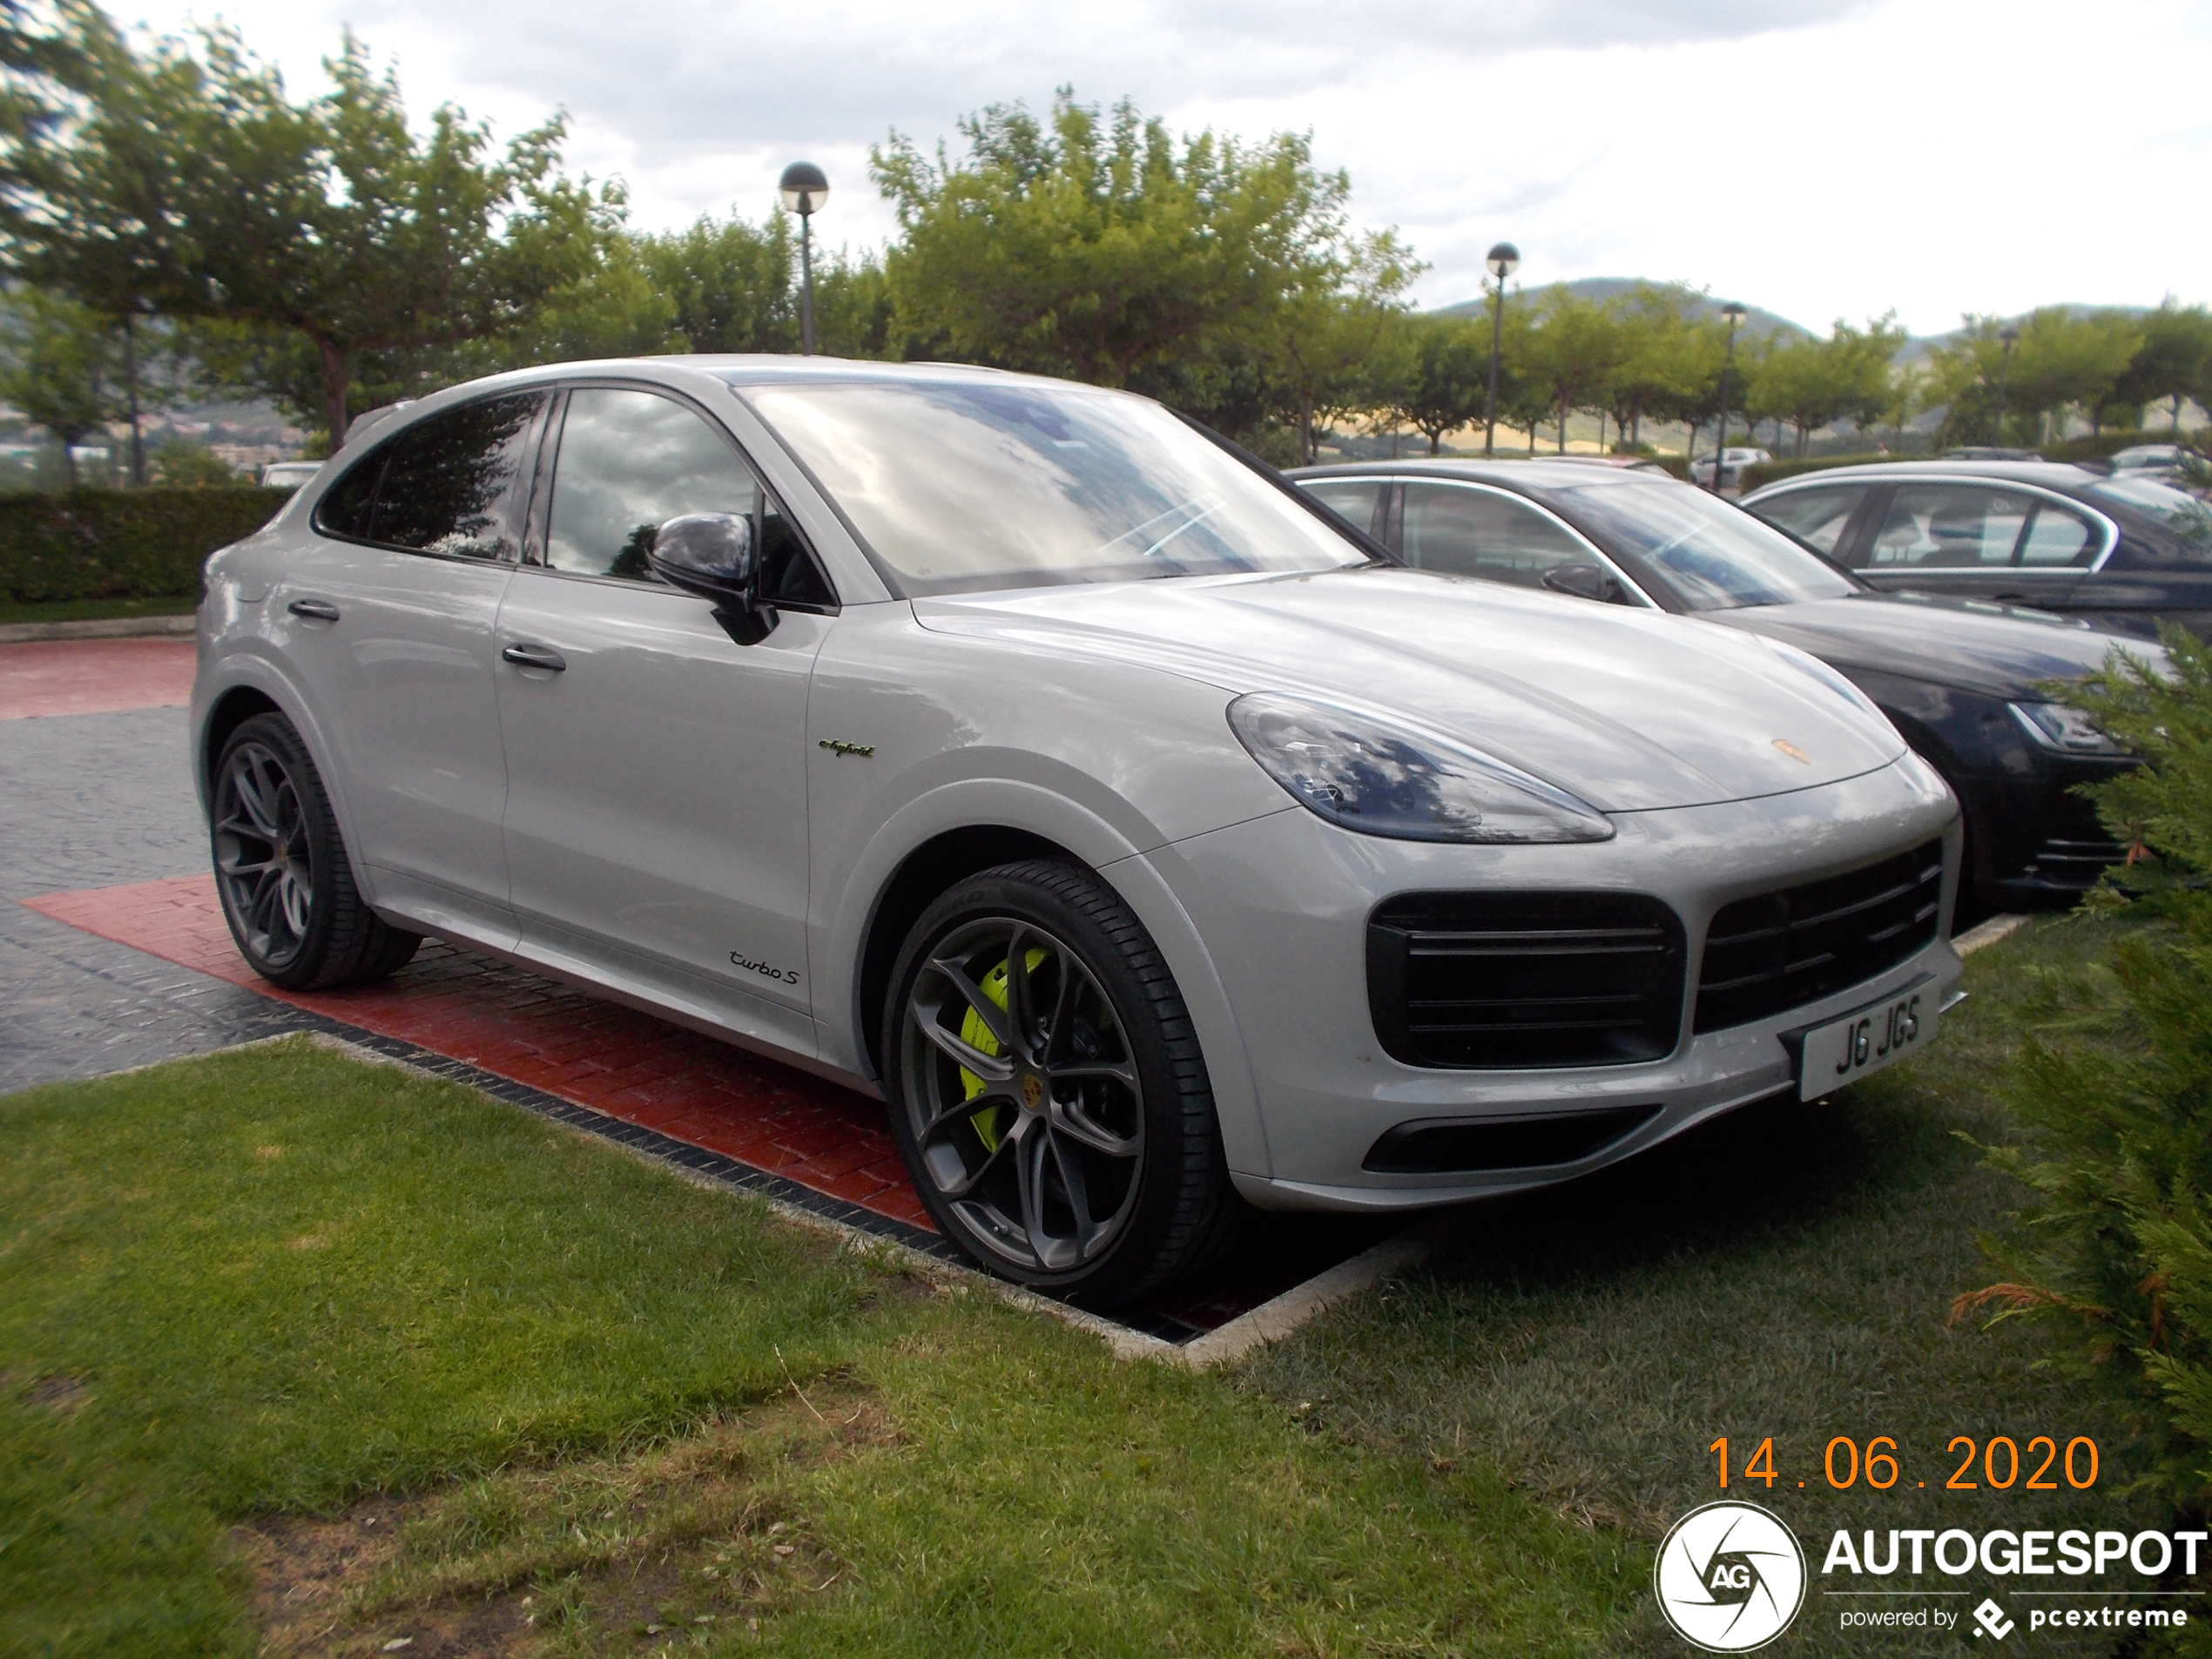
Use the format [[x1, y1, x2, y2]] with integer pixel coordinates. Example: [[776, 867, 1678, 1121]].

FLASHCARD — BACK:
[[314, 448, 382, 542], [740, 379, 1366, 595], [2016, 503, 2097, 567], [1865, 485, 2031, 569], [366, 394, 543, 559], [2087, 476, 2212, 565], [1399, 482, 1593, 589], [547, 387, 832, 604], [1748, 485, 1862, 556], [1299, 478, 1385, 536], [1545, 482, 1856, 610]]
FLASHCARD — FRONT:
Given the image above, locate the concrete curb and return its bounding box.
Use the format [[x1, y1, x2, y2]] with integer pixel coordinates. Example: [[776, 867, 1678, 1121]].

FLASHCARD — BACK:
[[1180, 1216, 1452, 1368], [0, 613, 195, 644], [1954, 913, 2032, 956]]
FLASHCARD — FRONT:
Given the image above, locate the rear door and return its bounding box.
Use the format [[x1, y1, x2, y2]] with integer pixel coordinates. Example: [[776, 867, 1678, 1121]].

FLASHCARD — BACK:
[[493, 382, 836, 1055], [1846, 481, 2095, 610], [275, 391, 546, 942]]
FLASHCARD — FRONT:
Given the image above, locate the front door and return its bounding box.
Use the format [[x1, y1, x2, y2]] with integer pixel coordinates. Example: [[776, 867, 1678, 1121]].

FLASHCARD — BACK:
[[270, 391, 547, 942], [494, 384, 833, 1055]]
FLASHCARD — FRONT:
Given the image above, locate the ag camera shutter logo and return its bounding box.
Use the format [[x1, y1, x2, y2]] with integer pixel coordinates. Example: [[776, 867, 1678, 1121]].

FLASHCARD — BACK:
[[1655, 1501, 1808, 1651]]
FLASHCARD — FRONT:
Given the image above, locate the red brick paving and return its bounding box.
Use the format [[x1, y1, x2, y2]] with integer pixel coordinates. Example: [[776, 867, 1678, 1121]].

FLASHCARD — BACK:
[[0, 638, 198, 720], [22, 873, 933, 1230]]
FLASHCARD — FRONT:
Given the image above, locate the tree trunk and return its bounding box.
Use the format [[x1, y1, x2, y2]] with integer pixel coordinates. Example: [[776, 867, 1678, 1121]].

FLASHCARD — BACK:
[[317, 337, 355, 443], [1298, 390, 1314, 467], [1427, 430, 1440, 456], [1556, 391, 1568, 453], [1630, 406, 1642, 449]]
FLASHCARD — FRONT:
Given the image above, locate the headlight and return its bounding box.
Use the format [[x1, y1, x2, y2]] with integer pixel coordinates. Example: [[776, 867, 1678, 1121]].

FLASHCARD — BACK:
[[2007, 701, 2124, 755], [1225, 693, 1614, 844]]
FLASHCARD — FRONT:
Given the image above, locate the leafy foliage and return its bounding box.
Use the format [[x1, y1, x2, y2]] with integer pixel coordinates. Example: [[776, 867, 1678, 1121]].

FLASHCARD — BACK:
[[1965, 626, 2212, 1514]]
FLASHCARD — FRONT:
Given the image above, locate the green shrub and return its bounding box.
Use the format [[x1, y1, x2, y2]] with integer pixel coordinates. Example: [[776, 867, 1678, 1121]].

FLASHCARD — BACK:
[[1739, 452, 1897, 490], [1962, 625, 2212, 1515], [2043, 428, 2208, 465], [0, 487, 288, 604]]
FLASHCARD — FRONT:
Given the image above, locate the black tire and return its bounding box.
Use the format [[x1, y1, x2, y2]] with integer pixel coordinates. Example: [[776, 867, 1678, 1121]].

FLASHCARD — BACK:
[[883, 859, 1244, 1305], [209, 711, 421, 990]]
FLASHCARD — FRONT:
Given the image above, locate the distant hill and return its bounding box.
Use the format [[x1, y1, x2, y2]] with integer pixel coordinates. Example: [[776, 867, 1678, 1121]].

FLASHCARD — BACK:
[[1431, 280, 2158, 362], [1431, 278, 1812, 341]]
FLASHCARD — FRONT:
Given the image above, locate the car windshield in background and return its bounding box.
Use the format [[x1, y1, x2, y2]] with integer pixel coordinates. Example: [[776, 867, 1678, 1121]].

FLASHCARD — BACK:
[[2087, 475, 2212, 557], [738, 379, 1369, 595], [1548, 482, 1858, 610]]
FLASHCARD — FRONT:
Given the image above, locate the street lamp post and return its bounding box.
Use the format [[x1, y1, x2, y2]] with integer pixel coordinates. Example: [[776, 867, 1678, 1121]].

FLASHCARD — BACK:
[[1996, 325, 2019, 447], [1482, 241, 1519, 458], [778, 161, 830, 355], [1708, 300, 1747, 494]]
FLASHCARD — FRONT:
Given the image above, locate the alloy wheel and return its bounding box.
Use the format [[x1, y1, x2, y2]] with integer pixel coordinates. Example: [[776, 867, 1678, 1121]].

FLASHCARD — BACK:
[[900, 917, 1146, 1273], [212, 740, 314, 969]]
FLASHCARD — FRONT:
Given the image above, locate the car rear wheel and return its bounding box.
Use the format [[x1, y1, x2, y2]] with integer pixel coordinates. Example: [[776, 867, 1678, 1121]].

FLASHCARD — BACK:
[[210, 711, 421, 989], [884, 860, 1243, 1305]]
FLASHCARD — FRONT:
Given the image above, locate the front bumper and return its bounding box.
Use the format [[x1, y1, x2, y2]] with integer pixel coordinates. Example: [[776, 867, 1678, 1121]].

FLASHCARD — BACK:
[[1135, 754, 1963, 1211]]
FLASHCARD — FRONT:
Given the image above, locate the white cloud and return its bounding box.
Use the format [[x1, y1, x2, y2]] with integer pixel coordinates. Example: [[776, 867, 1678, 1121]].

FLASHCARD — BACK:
[[111, 0, 2212, 333]]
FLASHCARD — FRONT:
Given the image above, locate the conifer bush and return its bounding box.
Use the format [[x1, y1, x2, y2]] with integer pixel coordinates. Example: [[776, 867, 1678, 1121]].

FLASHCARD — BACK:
[[1961, 625, 2212, 1515]]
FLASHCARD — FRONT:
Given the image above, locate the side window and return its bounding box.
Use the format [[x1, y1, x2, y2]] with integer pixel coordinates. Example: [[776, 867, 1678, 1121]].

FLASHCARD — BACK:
[[546, 388, 833, 605], [1866, 485, 2032, 569], [2017, 503, 2098, 567], [368, 394, 545, 560], [1749, 486, 1861, 558], [1399, 482, 1591, 588], [314, 448, 383, 542], [1298, 478, 1385, 537]]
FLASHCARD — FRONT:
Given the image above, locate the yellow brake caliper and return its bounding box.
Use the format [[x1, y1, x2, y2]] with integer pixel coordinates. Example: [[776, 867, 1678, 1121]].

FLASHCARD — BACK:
[[960, 947, 1049, 1153]]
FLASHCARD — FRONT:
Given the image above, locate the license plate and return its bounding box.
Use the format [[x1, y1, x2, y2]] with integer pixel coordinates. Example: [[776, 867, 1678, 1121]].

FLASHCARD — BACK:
[[1798, 985, 1936, 1100]]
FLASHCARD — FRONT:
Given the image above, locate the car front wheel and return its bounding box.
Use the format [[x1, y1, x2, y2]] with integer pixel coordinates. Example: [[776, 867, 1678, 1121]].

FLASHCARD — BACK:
[[210, 711, 421, 990], [884, 860, 1242, 1305]]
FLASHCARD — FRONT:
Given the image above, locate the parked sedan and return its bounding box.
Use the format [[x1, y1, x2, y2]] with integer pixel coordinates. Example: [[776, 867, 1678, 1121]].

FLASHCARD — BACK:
[[194, 361, 1960, 1301], [1290, 459, 2155, 915], [1689, 447, 1772, 489], [1740, 459, 2212, 638]]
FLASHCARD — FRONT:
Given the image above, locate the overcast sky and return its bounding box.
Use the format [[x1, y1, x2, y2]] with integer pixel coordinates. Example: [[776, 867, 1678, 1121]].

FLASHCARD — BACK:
[[117, 0, 2212, 336]]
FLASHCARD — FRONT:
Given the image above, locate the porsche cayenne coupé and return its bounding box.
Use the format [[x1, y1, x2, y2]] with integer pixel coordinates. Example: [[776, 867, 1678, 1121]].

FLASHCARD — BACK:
[[192, 359, 1962, 1300]]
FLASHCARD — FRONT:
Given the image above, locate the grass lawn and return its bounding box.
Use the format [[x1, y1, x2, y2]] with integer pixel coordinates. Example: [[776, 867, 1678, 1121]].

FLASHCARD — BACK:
[[0, 594, 196, 627], [0, 918, 2153, 1656]]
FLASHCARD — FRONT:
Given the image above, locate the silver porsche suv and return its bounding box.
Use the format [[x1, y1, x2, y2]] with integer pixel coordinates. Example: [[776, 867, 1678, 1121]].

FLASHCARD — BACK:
[[192, 357, 1963, 1301]]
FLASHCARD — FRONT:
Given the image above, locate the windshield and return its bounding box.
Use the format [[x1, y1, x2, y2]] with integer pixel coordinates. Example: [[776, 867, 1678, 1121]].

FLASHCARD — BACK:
[[2087, 475, 2212, 557], [738, 378, 1369, 595], [1544, 482, 1858, 610]]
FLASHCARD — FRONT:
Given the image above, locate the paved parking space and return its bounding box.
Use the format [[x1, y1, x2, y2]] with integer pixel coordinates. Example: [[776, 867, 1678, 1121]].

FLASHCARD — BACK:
[[0, 637, 197, 719]]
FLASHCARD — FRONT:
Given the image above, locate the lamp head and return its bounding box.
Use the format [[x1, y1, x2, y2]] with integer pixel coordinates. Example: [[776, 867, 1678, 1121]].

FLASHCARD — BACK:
[[1485, 241, 1521, 281], [779, 161, 829, 217]]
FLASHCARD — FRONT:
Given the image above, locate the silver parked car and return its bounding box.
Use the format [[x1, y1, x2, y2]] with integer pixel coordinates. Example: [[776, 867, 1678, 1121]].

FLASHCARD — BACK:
[[192, 358, 1962, 1300]]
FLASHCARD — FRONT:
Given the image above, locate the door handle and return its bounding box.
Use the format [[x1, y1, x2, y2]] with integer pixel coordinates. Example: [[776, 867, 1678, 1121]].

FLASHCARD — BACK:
[[287, 598, 341, 622], [501, 643, 568, 672]]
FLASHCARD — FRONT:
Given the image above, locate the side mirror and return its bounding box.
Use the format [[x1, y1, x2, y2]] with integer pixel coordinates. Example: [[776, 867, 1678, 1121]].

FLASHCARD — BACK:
[[646, 512, 775, 642], [1541, 562, 1628, 604]]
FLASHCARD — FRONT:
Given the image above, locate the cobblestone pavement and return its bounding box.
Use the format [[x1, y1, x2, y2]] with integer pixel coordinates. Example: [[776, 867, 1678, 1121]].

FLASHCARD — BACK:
[[0, 704, 300, 1094]]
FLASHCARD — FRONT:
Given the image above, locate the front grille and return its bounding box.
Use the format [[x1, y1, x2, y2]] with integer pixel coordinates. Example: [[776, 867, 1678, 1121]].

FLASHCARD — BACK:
[[1364, 1106, 1662, 1173], [1366, 892, 1687, 1069], [2027, 834, 2125, 889], [1694, 840, 1944, 1033]]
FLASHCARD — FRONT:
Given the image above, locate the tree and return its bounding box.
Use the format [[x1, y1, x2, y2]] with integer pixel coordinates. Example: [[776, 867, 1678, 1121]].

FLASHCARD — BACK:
[[3, 6, 612, 440], [1599, 284, 1709, 452], [0, 283, 127, 482], [871, 89, 1412, 460], [2116, 300, 2212, 432], [1932, 308, 2143, 448], [1386, 313, 1488, 454], [1521, 288, 1621, 452], [1747, 314, 1905, 457]]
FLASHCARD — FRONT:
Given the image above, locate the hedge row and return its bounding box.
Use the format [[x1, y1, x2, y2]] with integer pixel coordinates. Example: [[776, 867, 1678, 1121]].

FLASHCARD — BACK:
[[1737, 453, 1895, 491], [0, 488, 289, 604]]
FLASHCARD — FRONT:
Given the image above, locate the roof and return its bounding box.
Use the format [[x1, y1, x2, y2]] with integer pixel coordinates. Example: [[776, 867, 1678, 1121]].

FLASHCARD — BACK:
[[1290, 457, 1671, 490], [1743, 460, 2107, 494]]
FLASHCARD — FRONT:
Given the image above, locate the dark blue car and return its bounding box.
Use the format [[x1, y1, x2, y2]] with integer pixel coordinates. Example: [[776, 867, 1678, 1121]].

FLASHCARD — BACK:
[[1740, 459, 2212, 640]]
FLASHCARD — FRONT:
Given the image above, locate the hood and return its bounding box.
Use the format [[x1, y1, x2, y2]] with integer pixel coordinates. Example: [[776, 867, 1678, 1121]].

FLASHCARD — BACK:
[[913, 566, 1907, 813], [1705, 592, 2156, 700]]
